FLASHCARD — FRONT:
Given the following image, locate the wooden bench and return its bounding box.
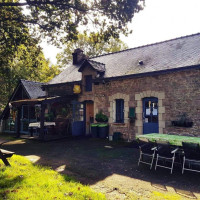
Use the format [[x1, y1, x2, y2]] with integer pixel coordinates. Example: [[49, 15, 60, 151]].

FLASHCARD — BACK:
[[0, 148, 15, 166]]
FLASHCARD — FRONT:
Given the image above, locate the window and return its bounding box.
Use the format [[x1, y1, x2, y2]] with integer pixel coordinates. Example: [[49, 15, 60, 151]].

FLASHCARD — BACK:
[[85, 75, 92, 91], [116, 99, 124, 123]]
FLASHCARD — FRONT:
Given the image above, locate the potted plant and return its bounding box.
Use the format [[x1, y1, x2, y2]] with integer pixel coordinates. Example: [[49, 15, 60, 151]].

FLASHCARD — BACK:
[[95, 110, 108, 123], [93, 110, 109, 138]]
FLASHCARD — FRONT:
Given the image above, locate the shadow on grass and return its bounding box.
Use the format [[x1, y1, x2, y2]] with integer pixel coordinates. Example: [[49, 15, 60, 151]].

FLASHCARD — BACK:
[[2, 135, 200, 197], [0, 175, 23, 199]]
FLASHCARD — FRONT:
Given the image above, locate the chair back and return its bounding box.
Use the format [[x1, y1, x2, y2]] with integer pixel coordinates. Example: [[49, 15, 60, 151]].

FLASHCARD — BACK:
[[182, 142, 200, 159], [156, 140, 172, 156], [138, 138, 156, 152]]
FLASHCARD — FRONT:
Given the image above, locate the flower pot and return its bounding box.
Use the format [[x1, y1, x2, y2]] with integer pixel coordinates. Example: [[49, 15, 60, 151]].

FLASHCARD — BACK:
[[91, 124, 99, 138], [98, 124, 109, 138]]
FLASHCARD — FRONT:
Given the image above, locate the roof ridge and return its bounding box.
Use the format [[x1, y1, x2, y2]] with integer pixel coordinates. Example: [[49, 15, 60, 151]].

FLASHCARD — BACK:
[[90, 32, 200, 59], [88, 59, 105, 65], [20, 79, 44, 84]]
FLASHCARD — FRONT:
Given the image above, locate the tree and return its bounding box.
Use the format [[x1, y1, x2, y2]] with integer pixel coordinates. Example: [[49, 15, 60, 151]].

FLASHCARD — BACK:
[[0, 4, 61, 112], [0, 0, 145, 45], [56, 32, 128, 67], [0, 2, 32, 69], [0, 42, 61, 112]]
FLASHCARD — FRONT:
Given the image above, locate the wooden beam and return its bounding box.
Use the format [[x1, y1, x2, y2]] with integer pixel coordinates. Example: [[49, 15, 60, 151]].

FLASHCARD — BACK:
[[16, 107, 21, 138], [39, 104, 45, 141]]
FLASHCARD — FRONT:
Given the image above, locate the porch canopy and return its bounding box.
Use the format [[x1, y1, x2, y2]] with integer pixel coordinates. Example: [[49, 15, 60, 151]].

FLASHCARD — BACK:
[[10, 95, 77, 140], [10, 95, 76, 107]]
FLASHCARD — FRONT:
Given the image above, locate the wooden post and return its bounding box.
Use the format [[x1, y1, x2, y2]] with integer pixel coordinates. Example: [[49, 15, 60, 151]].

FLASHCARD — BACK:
[[16, 107, 21, 138], [39, 104, 45, 141]]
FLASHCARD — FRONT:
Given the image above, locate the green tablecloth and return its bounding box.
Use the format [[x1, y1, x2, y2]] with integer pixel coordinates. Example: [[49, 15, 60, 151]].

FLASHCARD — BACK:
[[136, 133, 200, 146]]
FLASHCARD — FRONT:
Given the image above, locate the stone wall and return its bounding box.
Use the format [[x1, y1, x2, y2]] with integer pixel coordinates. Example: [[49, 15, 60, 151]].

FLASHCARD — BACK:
[[79, 67, 200, 140]]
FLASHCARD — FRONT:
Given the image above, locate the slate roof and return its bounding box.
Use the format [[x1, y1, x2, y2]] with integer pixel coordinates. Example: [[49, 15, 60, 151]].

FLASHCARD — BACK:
[[48, 64, 82, 84], [78, 60, 105, 73], [0, 80, 46, 120], [48, 33, 200, 85], [86, 60, 105, 72], [21, 79, 46, 99]]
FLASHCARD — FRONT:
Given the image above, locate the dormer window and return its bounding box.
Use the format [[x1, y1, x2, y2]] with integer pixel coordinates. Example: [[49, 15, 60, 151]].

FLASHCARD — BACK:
[[85, 75, 92, 92]]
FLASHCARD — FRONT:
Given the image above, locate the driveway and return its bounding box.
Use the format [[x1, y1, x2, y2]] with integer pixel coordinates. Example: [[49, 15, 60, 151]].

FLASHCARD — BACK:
[[3, 137, 200, 200]]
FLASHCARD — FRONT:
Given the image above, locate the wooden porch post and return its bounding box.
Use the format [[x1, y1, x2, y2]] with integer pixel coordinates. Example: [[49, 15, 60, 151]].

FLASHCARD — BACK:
[[39, 103, 45, 141], [16, 107, 21, 138]]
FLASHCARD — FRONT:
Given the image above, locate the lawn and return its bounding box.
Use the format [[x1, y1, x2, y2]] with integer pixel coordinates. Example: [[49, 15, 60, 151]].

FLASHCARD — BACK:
[[1, 137, 200, 200], [0, 155, 106, 200]]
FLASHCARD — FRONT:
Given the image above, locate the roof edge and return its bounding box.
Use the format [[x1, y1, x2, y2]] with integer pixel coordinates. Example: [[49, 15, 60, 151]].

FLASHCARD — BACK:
[[43, 80, 81, 88], [94, 64, 200, 82]]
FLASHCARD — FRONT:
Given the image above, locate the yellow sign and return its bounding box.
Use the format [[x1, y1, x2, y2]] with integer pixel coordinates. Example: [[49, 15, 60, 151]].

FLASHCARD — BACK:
[[73, 85, 81, 94]]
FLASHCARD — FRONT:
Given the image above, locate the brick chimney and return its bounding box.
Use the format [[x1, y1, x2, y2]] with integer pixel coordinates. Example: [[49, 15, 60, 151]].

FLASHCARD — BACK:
[[72, 48, 87, 64]]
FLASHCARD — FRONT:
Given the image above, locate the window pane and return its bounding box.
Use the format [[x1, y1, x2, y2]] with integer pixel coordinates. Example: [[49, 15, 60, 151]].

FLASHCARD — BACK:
[[85, 75, 92, 91], [22, 105, 28, 119], [116, 99, 124, 123]]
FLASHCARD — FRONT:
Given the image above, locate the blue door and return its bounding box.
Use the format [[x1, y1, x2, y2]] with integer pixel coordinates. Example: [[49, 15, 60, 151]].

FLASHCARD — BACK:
[[143, 97, 158, 134], [72, 101, 85, 136]]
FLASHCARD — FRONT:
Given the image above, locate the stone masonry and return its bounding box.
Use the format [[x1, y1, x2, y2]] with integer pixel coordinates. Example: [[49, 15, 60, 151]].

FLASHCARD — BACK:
[[79, 65, 200, 141]]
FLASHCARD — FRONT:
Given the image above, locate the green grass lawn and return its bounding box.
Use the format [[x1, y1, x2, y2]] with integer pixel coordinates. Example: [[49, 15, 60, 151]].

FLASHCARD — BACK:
[[0, 155, 106, 200]]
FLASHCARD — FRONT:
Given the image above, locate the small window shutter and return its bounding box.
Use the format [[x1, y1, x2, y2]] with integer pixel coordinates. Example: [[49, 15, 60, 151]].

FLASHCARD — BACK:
[[85, 75, 92, 91]]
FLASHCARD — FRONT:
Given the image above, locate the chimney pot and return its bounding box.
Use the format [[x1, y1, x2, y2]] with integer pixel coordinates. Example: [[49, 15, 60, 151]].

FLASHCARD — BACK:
[[72, 48, 84, 64]]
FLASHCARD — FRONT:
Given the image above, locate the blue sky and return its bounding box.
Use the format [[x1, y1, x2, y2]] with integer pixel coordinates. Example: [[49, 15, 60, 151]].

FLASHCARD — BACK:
[[41, 0, 200, 65]]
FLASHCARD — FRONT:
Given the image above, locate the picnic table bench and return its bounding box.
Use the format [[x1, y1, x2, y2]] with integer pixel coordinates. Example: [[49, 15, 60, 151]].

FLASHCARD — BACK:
[[0, 139, 15, 166]]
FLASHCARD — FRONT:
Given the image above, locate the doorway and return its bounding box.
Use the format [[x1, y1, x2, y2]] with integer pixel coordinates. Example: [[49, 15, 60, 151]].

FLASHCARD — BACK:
[[20, 105, 36, 134], [143, 97, 159, 134], [72, 101, 85, 136], [85, 101, 94, 135]]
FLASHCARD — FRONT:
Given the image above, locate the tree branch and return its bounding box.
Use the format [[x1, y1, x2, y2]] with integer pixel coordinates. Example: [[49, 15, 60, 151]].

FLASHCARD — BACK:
[[0, 1, 87, 12]]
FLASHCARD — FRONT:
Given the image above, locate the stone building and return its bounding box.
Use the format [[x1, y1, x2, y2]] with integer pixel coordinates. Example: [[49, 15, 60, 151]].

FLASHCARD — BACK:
[[1, 33, 200, 140]]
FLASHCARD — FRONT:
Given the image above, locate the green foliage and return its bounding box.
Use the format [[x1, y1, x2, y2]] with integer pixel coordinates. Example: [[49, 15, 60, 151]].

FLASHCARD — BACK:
[[95, 110, 108, 123], [0, 43, 61, 112], [0, 155, 106, 200], [0, 0, 144, 45], [57, 32, 128, 67], [0, 3, 61, 113]]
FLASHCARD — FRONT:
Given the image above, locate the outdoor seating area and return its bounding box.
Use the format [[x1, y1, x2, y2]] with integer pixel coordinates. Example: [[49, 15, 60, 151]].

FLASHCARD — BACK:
[[2, 136, 200, 199], [137, 133, 200, 174]]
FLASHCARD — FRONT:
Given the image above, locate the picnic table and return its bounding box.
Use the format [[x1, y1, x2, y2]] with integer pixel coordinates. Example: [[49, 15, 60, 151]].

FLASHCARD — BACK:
[[29, 122, 56, 128], [136, 133, 200, 146], [29, 122, 56, 136], [0, 139, 14, 166]]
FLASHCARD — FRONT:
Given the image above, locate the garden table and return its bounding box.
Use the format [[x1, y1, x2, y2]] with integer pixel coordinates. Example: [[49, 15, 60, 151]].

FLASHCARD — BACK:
[[29, 122, 56, 128], [0, 139, 14, 166], [28, 122, 56, 136], [136, 133, 200, 146]]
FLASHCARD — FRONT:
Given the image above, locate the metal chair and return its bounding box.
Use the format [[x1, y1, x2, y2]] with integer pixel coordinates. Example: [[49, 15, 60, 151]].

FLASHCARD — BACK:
[[155, 140, 179, 174], [138, 138, 157, 169], [182, 142, 200, 174]]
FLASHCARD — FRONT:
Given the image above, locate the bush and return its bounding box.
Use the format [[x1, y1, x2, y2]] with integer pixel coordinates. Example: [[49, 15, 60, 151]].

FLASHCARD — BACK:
[[95, 110, 108, 123]]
